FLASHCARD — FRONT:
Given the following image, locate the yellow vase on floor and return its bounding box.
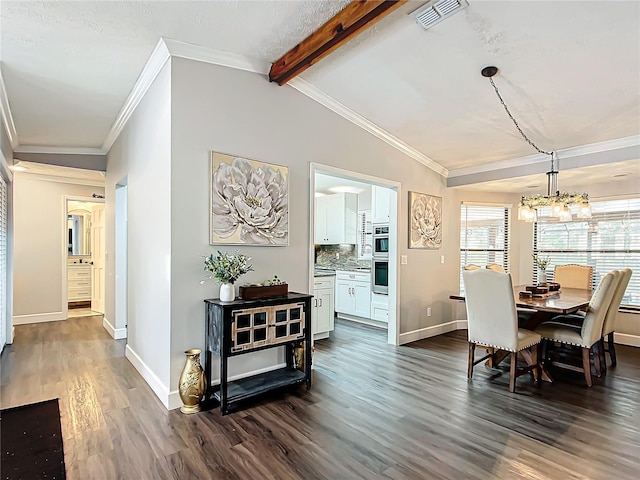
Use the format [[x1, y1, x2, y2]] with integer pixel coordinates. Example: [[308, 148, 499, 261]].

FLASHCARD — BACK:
[[178, 349, 206, 414]]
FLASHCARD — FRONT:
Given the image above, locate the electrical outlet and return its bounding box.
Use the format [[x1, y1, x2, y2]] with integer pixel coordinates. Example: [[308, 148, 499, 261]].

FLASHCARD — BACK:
[[401, 255, 408, 265], [427, 307, 432, 317]]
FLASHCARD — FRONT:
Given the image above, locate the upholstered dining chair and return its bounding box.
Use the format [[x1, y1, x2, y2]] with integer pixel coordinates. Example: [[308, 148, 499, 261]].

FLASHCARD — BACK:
[[462, 269, 542, 393], [486, 263, 505, 273], [535, 270, 619, 387], [464, 264, 482, 271], [601, 268, 632, 367], [553, 264, 594, 290]]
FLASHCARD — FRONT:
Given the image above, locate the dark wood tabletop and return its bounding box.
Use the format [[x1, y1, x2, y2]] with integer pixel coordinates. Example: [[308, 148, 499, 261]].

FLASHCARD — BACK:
[[450, 285, 591, 314]]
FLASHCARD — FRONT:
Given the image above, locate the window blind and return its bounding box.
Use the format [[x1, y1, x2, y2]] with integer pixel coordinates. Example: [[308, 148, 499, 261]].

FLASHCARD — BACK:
[[460, 204, 511, 293], [534, 197, 640, 306], [0, 173, 7, 349]]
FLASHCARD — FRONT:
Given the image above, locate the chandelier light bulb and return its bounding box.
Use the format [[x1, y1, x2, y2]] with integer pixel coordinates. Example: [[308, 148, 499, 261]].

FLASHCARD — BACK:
[[577, 202, 592, 219]]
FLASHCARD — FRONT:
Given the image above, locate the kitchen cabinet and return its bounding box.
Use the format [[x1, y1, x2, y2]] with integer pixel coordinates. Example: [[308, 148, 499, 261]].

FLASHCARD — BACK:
[[371, 292, 389, 323], [313, 275, 335, 339], [335, 271, 371, 318], [315, 193, 357, 244], [371, 185, 391, 224]]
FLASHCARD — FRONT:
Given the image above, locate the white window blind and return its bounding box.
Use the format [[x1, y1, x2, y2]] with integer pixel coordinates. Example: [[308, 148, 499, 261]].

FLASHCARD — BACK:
[[534, 197, 640, 307], [0, 173, 7, 350], [460, 204, 511, 293]]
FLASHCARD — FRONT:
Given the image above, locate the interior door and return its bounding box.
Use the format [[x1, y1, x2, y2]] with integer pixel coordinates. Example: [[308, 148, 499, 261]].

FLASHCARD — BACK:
[[91, 204, 105, 313]]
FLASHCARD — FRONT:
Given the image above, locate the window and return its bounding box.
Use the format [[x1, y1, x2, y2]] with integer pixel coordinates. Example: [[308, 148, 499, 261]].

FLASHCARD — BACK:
[[460, 203, 511, 293], [534, 197, 640, 307]]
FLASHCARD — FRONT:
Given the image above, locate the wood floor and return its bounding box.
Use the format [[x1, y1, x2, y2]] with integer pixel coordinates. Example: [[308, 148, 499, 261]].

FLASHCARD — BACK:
[[1, 316, 639, 479]]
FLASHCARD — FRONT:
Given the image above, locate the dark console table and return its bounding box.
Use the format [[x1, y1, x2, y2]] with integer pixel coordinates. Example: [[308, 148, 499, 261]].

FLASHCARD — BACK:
[[204, 293, 313, 415]]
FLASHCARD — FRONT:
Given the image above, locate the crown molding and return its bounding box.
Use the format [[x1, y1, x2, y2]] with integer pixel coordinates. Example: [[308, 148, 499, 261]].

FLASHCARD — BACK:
[[448, 135, 640, 179], [14, 170, 105, 187], [288, 77, 448, 177], [101, 38, 171, 152], [14, 145, 106, 155], [99, 38, 448, 177], [0, 67, 18, 150], [164, 38, 270, 75]]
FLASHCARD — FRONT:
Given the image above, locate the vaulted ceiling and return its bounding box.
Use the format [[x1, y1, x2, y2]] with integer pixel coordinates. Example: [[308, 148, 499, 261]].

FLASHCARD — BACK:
[[2, 1, 639, 189]]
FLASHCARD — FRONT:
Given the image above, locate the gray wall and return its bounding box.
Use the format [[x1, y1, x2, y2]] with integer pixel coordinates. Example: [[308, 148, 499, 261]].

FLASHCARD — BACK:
[[105, 62, 173, 402]]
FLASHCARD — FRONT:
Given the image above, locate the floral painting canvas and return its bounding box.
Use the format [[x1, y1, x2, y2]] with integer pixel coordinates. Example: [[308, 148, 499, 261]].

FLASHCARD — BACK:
[[409, 191, 442, 249], [211, 152, 289, 246]]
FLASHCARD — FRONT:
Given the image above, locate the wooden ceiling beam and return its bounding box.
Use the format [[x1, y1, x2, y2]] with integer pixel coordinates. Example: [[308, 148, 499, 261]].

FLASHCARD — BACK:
[[269, 0, 408, 86]]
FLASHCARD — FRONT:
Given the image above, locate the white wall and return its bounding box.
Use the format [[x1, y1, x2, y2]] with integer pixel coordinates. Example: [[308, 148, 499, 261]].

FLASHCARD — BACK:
[[13, 174, 103, 323], [105, 62, 172, 405]]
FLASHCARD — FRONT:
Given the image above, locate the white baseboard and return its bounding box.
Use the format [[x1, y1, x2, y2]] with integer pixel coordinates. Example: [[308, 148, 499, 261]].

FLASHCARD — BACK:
[[102, 316, 127, 339], [125, 345, 171, 409], [399, 320, 462, 345], [614, 332, 640, 347], [167, 362, 288, 411], [13, 311, 66, 325]]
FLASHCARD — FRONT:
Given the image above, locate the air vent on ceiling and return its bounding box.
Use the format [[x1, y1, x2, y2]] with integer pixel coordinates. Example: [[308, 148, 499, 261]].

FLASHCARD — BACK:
[[412, 0, 469, 30]]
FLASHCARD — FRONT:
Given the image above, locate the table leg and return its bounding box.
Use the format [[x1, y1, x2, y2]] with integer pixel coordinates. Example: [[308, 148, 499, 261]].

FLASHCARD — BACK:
[[520, 349, 553, 382]]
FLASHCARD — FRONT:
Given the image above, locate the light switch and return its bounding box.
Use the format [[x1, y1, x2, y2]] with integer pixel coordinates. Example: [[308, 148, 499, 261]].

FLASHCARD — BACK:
[[440, 255, 445, 264], [401, 255, 408, 265]]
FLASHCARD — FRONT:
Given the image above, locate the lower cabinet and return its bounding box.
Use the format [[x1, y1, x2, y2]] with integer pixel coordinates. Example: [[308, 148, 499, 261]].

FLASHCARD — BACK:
[[313, 276, 335, 339], [335, 271, 371, 319]]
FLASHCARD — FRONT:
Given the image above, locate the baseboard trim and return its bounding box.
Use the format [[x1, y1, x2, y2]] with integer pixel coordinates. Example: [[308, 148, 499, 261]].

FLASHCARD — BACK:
[[13, 311, 66, 325], [166, 362, 288, 411], [399, 320, 461, 345], [614, 332, 640, 348], [102, 316, 127, 340], [125, 345, 171, 409]]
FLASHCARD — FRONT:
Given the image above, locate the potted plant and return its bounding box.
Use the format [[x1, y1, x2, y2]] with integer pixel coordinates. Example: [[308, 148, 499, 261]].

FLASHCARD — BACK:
[[204, 251, 253, 301], [532, 254, 550, 285]]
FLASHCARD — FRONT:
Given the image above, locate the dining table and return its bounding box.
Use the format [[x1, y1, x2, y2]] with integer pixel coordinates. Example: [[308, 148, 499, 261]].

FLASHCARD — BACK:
[[450, 285, 593, 381]]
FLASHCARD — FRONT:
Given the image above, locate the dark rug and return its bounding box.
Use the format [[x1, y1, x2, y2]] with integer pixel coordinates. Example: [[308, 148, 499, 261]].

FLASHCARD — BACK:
[[1, 398, 66, 480]]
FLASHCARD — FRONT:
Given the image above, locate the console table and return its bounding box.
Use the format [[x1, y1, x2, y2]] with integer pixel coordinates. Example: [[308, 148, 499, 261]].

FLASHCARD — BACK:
[[204, 293, 313, 415]]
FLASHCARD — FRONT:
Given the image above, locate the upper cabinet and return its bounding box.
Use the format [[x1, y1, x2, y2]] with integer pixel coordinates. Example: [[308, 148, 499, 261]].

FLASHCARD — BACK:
[[371, 185, 391, 224], [315, 193, 357, 244]]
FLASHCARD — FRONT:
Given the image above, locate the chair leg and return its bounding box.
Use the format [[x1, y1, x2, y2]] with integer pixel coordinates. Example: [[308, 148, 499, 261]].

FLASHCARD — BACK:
[[509, 352, 517, 393], [598, 338, 607, 375], [592, 342, 602, 378], [582, 347, 593, 387], [608, 332, 617, 366], [532, 344, 541, 383], [467, 343, 475, 379], [541, 338, 549, 365]]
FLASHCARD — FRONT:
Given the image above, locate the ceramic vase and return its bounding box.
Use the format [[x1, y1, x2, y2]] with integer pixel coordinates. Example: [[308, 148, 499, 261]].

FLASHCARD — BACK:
[[538, 269, 548, 286], [219, 283, 235, 302], [178, 349, 206, 414]]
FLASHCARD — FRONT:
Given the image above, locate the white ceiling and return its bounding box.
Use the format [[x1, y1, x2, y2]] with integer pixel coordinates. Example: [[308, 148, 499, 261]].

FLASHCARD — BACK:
[[2, 0, 639, 192]]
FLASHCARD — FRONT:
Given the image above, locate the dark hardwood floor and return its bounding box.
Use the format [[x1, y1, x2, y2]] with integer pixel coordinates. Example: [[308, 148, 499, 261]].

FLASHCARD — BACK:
[[1, 316, 639, 479]]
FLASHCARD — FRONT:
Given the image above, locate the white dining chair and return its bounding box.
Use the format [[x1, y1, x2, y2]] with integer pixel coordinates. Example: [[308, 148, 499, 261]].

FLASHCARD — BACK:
[[463, 269, 542, 393], [535, 270, 619, 387], [601, 268, 632, 367], [485, 263, 505, 273], [553, 264, 593, 290]]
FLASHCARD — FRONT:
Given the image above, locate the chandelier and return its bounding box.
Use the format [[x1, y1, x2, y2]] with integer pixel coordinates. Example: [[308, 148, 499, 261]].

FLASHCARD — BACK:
[[481, 66, 591, 223]]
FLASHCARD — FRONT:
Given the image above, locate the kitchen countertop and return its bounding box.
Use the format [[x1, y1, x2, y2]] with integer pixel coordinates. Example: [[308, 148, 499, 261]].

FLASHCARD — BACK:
[[315, 266, 370, 274], [314, 269, 336, 277]]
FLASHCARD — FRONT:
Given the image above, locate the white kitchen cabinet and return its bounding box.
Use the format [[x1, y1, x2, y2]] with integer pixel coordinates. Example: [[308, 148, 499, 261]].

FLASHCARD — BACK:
[[371, 185, 391, 224], [313, 275, 335, 339], [371, 292, 389, 323], [315, 193, 357, 244], [335, 271, 371, 319]]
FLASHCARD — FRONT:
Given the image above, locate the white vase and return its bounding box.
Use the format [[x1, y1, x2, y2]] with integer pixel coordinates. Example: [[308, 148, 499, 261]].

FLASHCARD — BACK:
[[538, 269, 548, 286], [219, 283, 235, 302]]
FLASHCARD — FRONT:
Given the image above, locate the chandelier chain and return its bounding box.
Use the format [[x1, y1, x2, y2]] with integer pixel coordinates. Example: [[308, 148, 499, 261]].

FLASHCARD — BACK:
[[489, 77, 553, 157]]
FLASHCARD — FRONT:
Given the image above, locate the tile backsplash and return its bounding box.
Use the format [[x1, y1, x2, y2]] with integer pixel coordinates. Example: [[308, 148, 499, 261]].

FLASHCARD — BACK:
[[315, 244, 371, 270]]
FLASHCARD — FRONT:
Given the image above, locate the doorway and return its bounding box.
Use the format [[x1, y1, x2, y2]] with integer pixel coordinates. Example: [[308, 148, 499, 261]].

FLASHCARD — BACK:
[[64, 197, 105, 319], [309, 163, 400, 346]]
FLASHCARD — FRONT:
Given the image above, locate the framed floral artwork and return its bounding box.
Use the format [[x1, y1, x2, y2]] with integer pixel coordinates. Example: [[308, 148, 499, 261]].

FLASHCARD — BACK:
[[409, 191, 442, 249], [210, 152, 289, 246]]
